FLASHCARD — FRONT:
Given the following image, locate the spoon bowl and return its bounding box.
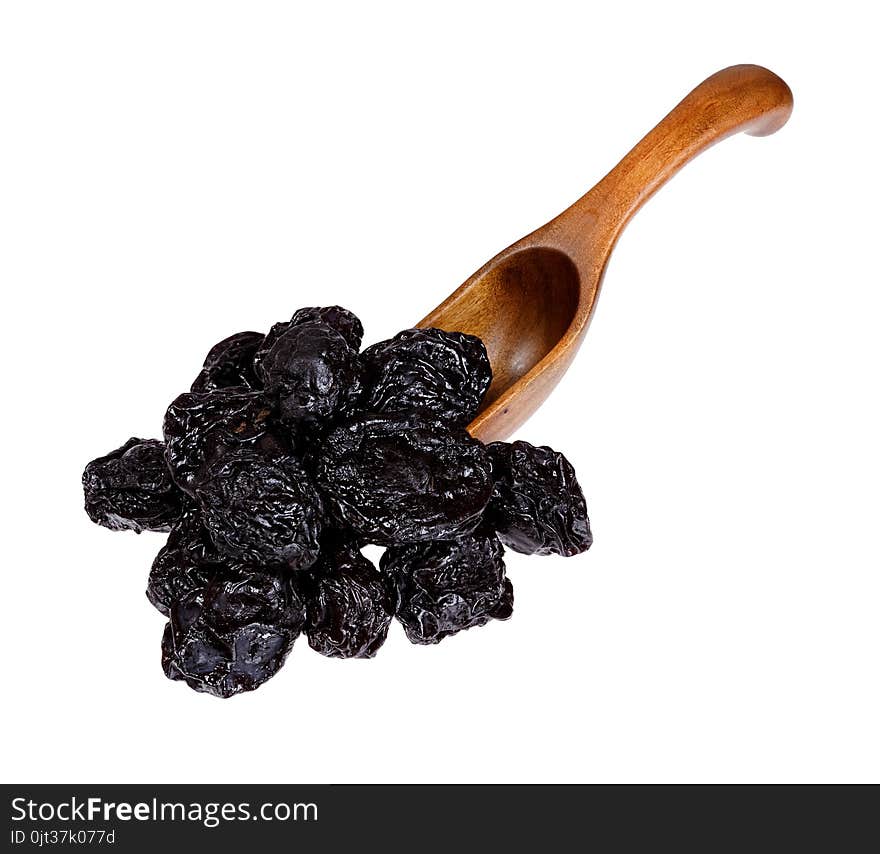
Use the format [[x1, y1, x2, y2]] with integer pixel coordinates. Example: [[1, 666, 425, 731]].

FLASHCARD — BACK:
[[418, 65, 793, 442]]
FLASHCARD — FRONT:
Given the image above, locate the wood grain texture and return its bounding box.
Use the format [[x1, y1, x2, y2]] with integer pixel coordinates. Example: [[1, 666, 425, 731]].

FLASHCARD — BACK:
[[418, 65, 793, 442]]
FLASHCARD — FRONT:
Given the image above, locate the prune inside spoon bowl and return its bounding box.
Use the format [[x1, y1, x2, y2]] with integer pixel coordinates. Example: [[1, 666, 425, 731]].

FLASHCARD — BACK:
[[419, 65, 792, 443]]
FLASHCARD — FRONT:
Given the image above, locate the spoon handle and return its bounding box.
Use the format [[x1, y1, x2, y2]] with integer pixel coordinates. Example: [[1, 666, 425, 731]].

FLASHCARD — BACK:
[[555, 65, 793, 250]]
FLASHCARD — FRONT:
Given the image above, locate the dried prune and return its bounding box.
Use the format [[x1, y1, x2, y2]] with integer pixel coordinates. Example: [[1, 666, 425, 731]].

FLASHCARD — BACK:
[[359, 327, 491, 427], [256, 322, 362, 423], [163, 388, 288, 494], [83, 438, 184, 533], [290, 306, 364, 351], [190, 331, 264, 393], [304, 536, 395, 658], [382, 531, 513, 644], [315, 412, 493, 545], [253, 305, 364, 375], [147, 509, 222, 616], [195, 449, 323, 569], [486, 441, 592, 556], [161, 565, 306, 698]]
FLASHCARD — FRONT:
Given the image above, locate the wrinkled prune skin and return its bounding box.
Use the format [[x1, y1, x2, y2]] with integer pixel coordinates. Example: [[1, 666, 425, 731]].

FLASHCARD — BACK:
[[82, 302, 597, 698], [190, 331, 264, 394], [486, 441, 592, 556], [163, 389, 288, 494], [256, 322, 362, 424], [359, 327, 492, 427], [253, 306, 363, 375], [304, 537, 395, 658], [195, 449, 323, 569], [161, 566, 306, 698], [147, 509, 222, 616], [290, 306, 363, 352], [83, 438, 184, 533], [382, 531, 513, 644], [252, 321, 289, 377], [316, 412, 493, 545]]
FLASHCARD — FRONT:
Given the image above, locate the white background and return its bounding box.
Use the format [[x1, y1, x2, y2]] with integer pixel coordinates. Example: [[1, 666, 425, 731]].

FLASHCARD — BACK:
[[2, 1, 877, 784]]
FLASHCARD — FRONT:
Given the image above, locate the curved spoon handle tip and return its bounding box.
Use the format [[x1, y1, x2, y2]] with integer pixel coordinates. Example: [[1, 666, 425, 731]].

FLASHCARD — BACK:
[[557, 64, 793, 247]]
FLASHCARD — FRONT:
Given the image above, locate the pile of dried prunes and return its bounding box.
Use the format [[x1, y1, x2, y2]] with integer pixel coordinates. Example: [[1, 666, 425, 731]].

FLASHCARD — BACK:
[[82, 306, 592, 698]]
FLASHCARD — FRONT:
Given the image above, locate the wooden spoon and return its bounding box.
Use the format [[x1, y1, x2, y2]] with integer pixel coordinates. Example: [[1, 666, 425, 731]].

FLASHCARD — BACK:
[[418, 64, 793, 442]]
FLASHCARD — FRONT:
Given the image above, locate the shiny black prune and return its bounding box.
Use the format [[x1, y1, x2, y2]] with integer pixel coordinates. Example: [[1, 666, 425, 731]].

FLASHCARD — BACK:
[[163, 388, 288, 494], [486, 441, 592, 556], [256, 322, 362, 424], [382, 531, 513, 644], [359, 327, 491, 427], [304, 536, 395, 658], [290, 306, 364, 352], [83, 438, 184, 533], [190, 331, 264, 393], [315, 412, 493, 545], [161, 565, 306, 698], [253, 305, 364, 375], [147, 509, 222, 616], [195, 449, 323, 569]]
